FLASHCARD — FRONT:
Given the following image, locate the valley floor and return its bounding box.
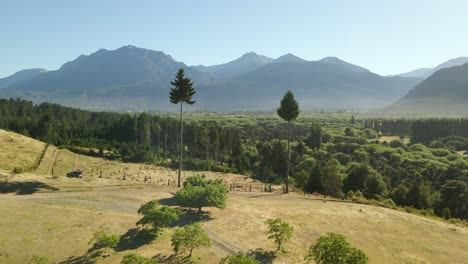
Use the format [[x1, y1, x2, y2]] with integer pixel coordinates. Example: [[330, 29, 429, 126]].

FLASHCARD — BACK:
[[0, 174, 467, 264]]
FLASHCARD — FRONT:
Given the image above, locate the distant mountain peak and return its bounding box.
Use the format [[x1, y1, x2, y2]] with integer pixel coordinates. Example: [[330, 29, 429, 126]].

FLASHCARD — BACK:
[[241, 52, 260, 57], [320, 56, 345, 63], [319, 57, 369, 73], [274, 53, 306, 63], [0, 68, 47, 89]]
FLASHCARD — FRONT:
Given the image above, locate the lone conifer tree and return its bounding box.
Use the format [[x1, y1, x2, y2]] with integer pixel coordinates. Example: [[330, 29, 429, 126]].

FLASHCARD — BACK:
[[277, 90, 299, 193], [170, 69, 196, 187]]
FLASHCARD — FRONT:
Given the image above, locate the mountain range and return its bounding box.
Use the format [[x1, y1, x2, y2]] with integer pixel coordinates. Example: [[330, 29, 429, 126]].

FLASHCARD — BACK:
[[0, 68, 46, 89], [388, 62, 468, 115], [0, 45, 465, 112], [392, 57, 468, 79]]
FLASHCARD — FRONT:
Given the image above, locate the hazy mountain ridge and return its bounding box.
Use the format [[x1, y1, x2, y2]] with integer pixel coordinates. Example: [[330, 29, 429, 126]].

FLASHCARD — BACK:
[[388, 62, 468, 114], [1, 45, 422, 111], [193, 52, 274, 79], [197, 60, 420, 110], [0, 68, 46, 89], [392, 57, 468, 79]]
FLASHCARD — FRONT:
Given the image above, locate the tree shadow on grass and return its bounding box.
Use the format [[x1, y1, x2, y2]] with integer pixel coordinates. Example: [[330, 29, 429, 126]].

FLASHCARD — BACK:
[[246, 248, 276, 264], [170, 208, 213, 227], [116, 228, 157, 251], [0, 181, 58, 195], [59, 250, 101, 264], [159, 196, 214, 227], [158, 196, 178, 206], [155, 254, 194, 264]]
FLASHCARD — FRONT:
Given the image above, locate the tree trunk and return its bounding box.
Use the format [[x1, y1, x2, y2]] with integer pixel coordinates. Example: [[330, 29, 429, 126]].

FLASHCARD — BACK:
[[189, 247, 193, 257], [198, 206, 202, 212], [286, 122, 290, 194], [178, 102, 183, 187]]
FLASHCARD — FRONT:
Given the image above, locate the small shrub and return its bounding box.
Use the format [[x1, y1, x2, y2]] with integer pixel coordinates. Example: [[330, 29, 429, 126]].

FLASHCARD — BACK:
[[346, 191, 355, 199], [265, 218, 293, 252], [89, 230, 120, 254], [220, 253, 260, 264], [171, 223, 211, 257], [442, 208, 451, 220], [306, 233, 368, 264], [383, 198, 396, 207], [354, 190, 364, 198], [13, 167, 23, 174]]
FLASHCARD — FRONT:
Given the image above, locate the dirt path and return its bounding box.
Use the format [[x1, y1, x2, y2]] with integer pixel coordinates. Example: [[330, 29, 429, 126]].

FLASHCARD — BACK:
[[47, 148, 60, 175], [204, 228, 243, 257]]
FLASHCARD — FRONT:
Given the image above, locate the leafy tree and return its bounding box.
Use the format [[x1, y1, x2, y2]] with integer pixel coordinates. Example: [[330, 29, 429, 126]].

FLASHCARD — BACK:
[[264, 218, 294, 251], [322, 159, 342, 198], [345, 127, 355, 137], [277, 90, 299, 193], [88, 230, 120, 254], [170, 68, 196, 187], [306, 233, 368, 264], [121, 254, 159, 264], [176, 175, 228, 212], [220, 253, 260, 264], [306, 122, 322, 151], [137, 200, 179, 234], [171, 223, 211, 257], [440, 180, 468, 218], [306, 162, 324, 193]]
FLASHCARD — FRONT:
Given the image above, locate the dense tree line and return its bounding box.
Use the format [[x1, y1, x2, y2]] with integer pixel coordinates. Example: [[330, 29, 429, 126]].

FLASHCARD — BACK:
[[365, 118, 468, 144], [1, 98, 467, 220], [0, 99, 245, 171]]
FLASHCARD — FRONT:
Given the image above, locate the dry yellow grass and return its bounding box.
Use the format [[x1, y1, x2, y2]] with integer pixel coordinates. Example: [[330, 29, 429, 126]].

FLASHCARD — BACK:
[[0, 177, 467, 264], [0, 129, 45, 171]]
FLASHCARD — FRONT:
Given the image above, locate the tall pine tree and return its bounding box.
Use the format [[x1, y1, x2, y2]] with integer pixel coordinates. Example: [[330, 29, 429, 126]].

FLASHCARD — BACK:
[[170, 69, 196, 187], [277, 90, 299, 193]]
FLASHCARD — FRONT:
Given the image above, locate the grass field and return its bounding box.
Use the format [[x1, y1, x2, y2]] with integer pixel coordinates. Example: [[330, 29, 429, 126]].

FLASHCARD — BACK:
[[1, 130, 468, 263], [1, 178, 467, 264], [0, 129, 45, 172]]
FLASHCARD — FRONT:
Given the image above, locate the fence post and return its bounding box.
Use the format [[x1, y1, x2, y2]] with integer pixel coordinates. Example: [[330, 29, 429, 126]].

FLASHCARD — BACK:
[[249, 185, 252, 192]]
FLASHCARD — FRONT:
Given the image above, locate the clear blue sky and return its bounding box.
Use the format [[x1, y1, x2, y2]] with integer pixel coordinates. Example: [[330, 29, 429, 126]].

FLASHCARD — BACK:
[[2, 0, 468, 77]]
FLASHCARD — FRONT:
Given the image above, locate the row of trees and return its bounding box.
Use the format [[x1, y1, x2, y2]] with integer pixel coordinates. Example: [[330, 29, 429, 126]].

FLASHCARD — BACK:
[[364, 118, 468, 143]]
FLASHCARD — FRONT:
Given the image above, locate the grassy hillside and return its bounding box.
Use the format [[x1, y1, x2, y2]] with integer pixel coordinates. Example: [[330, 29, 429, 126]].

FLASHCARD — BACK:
[[0, 129, 46, 172], [0, 131, 467, 263]]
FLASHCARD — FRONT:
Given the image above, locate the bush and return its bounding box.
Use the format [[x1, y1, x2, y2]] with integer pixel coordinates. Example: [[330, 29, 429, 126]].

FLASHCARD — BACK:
[[171, 223, 211, 257], [354, 190, 364, 198], [121, 254, 159, 264], [346, 190, 355, 199], [13, 167, 23, 174], [220, 253, 260, 264], [383, 198, 396, 207], [137, 200, 179, 234], [389, 140, 404, 148], [442, 208, 451, 220], [306, 233, 368, 264], [88, 230, 120, 254]]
